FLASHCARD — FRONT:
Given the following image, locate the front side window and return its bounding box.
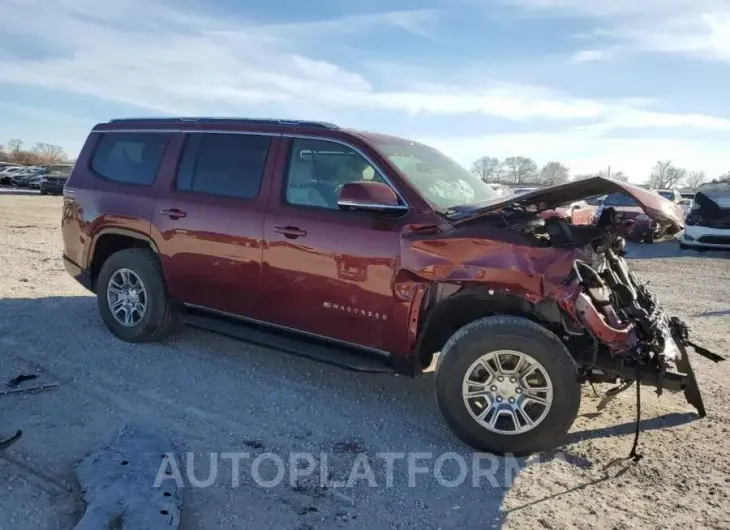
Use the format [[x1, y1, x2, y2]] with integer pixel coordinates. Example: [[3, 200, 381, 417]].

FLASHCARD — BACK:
[[176, 133, 271, 199], [284, 138, 395, 209], [91, 132, 171, 185], [369, 138, 499, 211]]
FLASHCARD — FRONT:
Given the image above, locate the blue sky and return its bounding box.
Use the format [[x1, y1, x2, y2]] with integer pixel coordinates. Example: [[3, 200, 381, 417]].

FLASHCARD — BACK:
[[1, 0, 730, 181]]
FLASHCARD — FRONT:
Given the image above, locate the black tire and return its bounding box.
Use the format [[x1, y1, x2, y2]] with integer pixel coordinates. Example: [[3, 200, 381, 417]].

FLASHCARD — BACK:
[[435, 315, 581, 456], [40, 189, 46, 195], [96, 248, 178, 342]]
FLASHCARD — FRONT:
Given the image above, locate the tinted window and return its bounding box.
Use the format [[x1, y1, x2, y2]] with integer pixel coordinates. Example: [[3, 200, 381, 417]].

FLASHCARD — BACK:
[[176, 133, 270, 199], [91, 132, 170, 185], [284, 138, 392, 209]]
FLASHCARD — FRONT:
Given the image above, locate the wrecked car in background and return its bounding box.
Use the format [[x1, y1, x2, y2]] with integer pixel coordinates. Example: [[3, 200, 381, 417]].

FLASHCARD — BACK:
[[539, 199, 596, 225], [593, 191, 676, 243], [680, 183, 730, 250], [62, 118, 723, 457]]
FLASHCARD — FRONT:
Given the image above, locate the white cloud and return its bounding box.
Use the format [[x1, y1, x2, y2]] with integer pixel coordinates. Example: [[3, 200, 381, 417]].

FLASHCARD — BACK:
[[2, 0, 730, 176], [0, 0, 613, 121], [1, 0, 728, 130], [570, 49, 609, 63], [508, 0, 730, 62]]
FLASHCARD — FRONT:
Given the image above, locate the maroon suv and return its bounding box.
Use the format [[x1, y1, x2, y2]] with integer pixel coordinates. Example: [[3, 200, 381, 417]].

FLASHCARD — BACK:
[[62, 117, 722, 456]]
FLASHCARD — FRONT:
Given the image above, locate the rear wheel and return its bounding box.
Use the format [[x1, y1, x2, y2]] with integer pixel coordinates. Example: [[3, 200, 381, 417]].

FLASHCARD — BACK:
[[96, 248, 177, 342], [435, 316, 581, 455]]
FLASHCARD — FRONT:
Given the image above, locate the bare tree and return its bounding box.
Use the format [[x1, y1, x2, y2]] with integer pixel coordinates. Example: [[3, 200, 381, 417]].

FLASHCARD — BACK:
[[31, 142, 68, 164], [685, 170, 706, 190], [597, 168, 629, 182], [601, 165, 625, 181], [503, 156, 538, 185], [717, 172, 730, 183], [470, 156, 501, 182], [539, 161, 570, 186], [647, 160, 686, 189], [6, 138, 23, 158], [573, 173, 598, 180]]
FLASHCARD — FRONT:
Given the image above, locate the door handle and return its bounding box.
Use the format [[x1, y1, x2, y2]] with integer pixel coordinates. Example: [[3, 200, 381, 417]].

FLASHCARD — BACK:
[[273, 225, 307, 239], [160, 208, 187, 220]]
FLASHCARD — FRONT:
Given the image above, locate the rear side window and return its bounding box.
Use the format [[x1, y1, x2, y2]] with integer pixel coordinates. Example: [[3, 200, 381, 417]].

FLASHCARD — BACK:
[[176, 133, 270, 199], [91, 132, 171, 185]]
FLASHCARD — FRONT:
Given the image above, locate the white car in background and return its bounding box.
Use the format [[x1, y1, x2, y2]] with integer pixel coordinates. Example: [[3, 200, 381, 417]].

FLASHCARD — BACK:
[[680, 183, 730, 250]]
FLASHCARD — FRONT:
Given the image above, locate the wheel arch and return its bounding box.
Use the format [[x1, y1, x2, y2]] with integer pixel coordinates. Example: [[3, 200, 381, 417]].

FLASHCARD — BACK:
[[88, 229, 160, 291], [414, 284, 565, 369]]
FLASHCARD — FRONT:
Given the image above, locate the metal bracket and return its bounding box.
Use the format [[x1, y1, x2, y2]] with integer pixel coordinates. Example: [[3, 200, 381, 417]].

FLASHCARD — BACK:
[[597, 379, 635, 411]]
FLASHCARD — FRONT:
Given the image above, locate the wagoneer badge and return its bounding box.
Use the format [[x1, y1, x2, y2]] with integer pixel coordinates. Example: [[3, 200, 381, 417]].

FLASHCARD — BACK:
[[322, 302, 387, 320]]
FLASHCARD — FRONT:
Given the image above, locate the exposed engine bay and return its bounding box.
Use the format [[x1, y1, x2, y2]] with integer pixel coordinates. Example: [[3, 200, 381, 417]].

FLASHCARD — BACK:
[[686, 190, 730, 229], [498, 205, 723, 396], [501, 204, 724, 457]]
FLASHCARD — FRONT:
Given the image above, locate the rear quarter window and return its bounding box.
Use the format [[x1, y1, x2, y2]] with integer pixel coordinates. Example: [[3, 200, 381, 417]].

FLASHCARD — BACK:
[[91, 132, 171, 185]]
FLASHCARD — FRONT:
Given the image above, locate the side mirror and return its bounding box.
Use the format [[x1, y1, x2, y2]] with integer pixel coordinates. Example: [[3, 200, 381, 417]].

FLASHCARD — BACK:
[[337, 181, 407, 213]]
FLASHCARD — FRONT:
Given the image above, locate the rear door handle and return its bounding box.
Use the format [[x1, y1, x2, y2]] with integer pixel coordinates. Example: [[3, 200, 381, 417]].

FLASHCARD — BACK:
[[273, 225, 307, 238], [160, 208, 187, 220]]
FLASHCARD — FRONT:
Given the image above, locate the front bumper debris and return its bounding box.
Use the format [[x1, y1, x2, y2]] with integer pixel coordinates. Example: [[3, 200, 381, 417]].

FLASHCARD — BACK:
[[670, 317, 725, 417]]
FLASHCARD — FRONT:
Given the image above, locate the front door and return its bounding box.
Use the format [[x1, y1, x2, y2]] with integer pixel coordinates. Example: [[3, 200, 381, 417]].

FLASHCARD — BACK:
[[262, 137, 406, 352], [152, 132, 278, 319]]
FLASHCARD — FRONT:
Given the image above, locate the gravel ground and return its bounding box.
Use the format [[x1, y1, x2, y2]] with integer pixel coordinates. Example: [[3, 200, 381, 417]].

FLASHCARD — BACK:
[[1, 190, 729, 529]]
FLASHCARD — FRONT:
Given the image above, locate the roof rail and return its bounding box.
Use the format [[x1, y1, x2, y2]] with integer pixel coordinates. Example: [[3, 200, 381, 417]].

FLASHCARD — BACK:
[[107, 117, 339, 129]]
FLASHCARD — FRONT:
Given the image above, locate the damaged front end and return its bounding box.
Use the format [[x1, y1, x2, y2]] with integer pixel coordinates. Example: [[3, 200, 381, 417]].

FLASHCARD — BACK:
[[408, 177, 724, 422], [561, 230, 722, 417]]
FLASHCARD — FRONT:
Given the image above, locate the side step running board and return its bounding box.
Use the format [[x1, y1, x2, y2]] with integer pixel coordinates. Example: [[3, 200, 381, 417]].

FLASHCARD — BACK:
[[183, 312, 395, 374]]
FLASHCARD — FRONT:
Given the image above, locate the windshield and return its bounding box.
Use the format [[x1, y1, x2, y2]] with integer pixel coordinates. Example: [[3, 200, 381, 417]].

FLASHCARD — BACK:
[[371, 138, 499, 211], [603, 192, 639, 206], [657, 191, 673, 200]]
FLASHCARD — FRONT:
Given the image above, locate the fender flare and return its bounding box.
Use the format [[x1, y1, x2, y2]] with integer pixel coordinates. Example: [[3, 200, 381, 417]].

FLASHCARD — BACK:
[[85, 227, 160, 269]]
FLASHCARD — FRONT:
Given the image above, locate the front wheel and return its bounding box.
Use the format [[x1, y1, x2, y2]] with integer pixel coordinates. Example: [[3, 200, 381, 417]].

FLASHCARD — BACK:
[[96, 248, 178, 342], [435, 316, 581, 456]]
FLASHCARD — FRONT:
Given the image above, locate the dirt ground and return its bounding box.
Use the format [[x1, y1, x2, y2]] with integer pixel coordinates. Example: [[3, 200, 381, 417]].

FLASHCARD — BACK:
[[1, 190, 729, 529]]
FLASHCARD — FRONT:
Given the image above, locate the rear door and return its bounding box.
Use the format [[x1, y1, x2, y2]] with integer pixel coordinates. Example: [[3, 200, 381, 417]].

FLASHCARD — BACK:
[[261, 136, 406, 352], [151, 131, 279, 319]]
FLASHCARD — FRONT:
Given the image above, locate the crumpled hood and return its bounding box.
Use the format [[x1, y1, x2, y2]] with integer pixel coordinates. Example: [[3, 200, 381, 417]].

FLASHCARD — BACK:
[[451, 176, 684, 230]]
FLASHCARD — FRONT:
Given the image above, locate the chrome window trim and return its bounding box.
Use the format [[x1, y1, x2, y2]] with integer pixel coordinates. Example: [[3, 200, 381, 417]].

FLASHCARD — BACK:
[[184, 303, 392, 358], [183, 130, 283, 138], [92, 129, 184, 134], [337, 200, 408, 211], [282, 134, 409, 209], [94, 128, 283, 137]]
